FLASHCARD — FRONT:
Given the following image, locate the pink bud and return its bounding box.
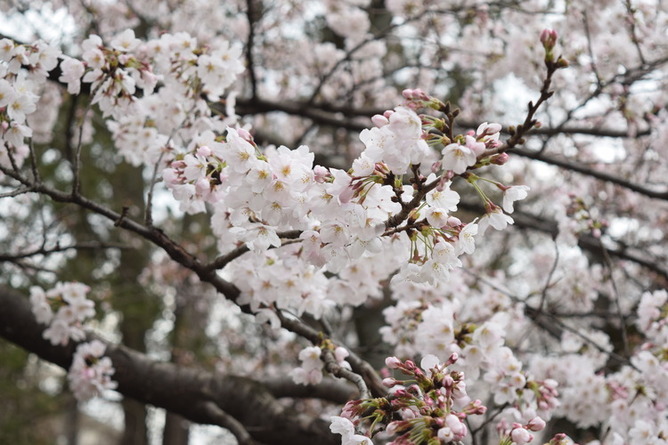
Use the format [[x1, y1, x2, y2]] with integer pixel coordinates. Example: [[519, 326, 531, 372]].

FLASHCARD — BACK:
[[196, 145, 212, 157], [195, 177, 210, 194], [313, 165, 330, 183], [386, 421, 400, 435], [479, 122, 502, 135], [385, 356, 402, 369], [382, 377, 396, 387], [549, 433, 567, 444], [334, 346, 349, 362], [237, 127, 253, 143], [445, 414, 467, 437], [527, 416, 546, 432], [447, 216, 462, 227], [540, 29, 558, 49], [467, 399, 487, 415], [491, 153, 510, 165], [413, 88, 429, 100], [371, 114, 389, 127], [511, 427, 533, 445], [438, 427, 454, 442]]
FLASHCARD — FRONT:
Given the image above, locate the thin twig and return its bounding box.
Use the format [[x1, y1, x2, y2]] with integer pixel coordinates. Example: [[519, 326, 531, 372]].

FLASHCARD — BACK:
[[71, 102, 93, 197], [537, 240, 561, 312], [198, 401, 256, 444], [599, 241, 631, 358], [321, 348, 370, 399]]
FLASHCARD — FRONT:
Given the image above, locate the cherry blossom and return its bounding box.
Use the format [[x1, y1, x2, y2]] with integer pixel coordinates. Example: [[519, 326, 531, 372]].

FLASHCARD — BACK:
[[0, 2, 666, 445], [29, 282, 95, 346], [67, 340, 117, 402]]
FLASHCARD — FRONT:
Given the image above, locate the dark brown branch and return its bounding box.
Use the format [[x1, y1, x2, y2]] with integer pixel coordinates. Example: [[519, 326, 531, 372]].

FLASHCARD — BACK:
[[458, 200, 668, 282], [0, 241, 129, 263], [235, 97, 651, 141], [198, 401, 256, 445], [245, 0, 259, 99], [277, 312, 386, 398], [510, 147, 668, 200], [204, 230, 301, 272], [263, 377, 357, 403], [0, 287, 336, 445]]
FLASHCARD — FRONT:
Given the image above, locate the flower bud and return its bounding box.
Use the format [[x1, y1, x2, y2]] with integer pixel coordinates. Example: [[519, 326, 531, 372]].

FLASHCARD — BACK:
[[385, 356, 402, 369], [313, 165, 330, 183], [382, 377, 397, 387], [527, 416, 546, 432], [196, 145, 212, 157], [540, 29, 558, 50], [237, 127, 253, 143], [555, 56, 569, 69], [511, 427, 533, 445], [371, 114, 389, 127], [491, 153, 510, 165]]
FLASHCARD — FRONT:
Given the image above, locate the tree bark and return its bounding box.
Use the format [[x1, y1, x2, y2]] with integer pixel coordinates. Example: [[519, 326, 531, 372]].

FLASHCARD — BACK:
[[0, 288, 337, 445]]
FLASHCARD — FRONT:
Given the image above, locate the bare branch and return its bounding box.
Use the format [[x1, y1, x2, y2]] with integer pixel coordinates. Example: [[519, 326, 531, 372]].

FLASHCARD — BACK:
[[198, 401, 257, 445], [510, 147, 668, 201]]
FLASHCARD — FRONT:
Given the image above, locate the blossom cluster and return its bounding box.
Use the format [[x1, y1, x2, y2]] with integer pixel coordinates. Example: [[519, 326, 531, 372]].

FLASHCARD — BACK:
[[69, 31, 243, 166], [30, 283, 117, 402], [0, 31, 531, 327], [380, 295, 561, 430], [331, 354, 488, 444], [162, 90, 529, 323], [67, 340, 117, 402], [0, 38, 59, 174], [2, 19, 618, 443], [30, 282, 95, 346]]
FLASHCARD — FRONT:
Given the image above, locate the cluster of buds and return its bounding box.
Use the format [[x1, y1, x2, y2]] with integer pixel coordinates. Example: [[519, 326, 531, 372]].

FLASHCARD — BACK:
[[332, 354, 487, 444], [526, 378, 560, 413], [401, 88, 443, 111], [497, 417, 547, 445]]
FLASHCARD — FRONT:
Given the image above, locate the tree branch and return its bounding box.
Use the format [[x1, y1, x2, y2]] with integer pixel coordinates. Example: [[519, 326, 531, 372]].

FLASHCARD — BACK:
[[0, 287, 337, 445], [458, 200, 668, 282], [510, 147, 668, 200]]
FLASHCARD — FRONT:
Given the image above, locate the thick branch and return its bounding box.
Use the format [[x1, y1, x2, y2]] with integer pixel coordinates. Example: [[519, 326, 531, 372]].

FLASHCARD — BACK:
[[0, 287, 336, 445], [263, 377, 357, 403]]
